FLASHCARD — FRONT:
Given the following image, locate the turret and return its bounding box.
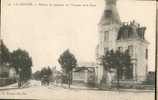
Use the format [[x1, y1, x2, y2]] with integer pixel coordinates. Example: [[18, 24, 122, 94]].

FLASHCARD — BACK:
[[99, 0, 121, 26]]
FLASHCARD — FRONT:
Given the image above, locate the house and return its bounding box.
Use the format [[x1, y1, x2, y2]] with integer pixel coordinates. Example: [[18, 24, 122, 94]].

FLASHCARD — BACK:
[[96, 0, 149, 86], [0, 64, 10, 78], [72, 62, 96, 85], [0, 64, 17, 86]]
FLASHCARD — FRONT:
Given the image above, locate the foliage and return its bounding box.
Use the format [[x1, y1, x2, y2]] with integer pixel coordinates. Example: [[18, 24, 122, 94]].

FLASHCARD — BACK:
[[0, 40, 33, 83], [10, 49, 32, 81], [58, 49, 77, 88], [58, 50, 77, 73], [142, 79, 155, 85], [33, 71, 41, 80], [33, 67, 52, 81], [0, 40, 11, 65], [40, 67, 52, 78], [102, 49, 132, 87], [142, 72, 155, 85]]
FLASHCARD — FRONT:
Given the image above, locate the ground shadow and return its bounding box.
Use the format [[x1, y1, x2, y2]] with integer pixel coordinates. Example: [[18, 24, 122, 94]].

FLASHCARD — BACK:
[[48, 84, 155, 93]]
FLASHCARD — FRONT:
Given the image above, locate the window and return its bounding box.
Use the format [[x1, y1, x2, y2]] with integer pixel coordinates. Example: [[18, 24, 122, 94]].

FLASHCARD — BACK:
[[104, 31, 109, 41], [104, 48, 108, 54], [128, 45, 133, 56], [105, 10, 112, 17], [145, 49, 148, 59], [126, 64, 133, 79]]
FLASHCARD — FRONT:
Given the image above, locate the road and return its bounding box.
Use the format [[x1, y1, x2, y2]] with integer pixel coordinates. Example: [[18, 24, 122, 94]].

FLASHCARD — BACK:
[[0, 80, 155, 100]]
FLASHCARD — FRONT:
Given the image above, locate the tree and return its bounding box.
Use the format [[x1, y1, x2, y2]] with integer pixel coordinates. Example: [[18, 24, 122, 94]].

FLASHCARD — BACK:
[[47, 67, 52, 77], [10, 49, 32, 81], [0, 40, 11, 65], [40, 67, 52, 85], [102, 49, 132, 88], [40, 67, 52, 78], [33, 70, 41, 80], [58, 49, 77, 88]]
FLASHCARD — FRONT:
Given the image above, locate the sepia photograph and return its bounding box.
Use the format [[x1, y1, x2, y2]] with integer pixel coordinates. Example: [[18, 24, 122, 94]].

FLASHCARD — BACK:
[[0, 0, 156, 99]]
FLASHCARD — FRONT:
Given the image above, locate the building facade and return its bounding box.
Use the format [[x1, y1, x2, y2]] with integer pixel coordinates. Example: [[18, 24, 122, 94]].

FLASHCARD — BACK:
[[96, 0, 149, 85], [0, 64, 17, 86], [0, 64, 17, 79], [72, 67, 95, 84], [72, 62, 96, 85]]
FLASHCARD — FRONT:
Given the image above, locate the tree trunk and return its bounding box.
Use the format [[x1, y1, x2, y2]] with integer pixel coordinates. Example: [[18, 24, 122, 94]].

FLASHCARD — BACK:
[[68, 80, 70, 88], [117, 68, 120, 90], [68, 72, 71, 88], [70, 71, 72, 85]]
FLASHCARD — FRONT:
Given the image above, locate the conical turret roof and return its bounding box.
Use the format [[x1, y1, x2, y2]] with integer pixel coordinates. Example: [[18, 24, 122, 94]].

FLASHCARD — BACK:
[[99, 0, 121, 26]]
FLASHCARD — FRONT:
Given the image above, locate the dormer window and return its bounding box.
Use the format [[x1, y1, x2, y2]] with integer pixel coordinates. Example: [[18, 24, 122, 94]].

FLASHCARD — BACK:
[[105, 10, 112, 18], [104, 31, 109, 41], [104, 48, 108, 54]]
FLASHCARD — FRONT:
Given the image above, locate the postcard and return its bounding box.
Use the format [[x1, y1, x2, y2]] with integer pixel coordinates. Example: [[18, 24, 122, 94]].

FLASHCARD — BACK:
[[0, 0, 156, 99]]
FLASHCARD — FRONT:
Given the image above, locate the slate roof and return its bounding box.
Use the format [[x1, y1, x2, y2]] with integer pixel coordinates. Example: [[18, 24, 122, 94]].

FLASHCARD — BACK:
[[117, 21, 146, 40]]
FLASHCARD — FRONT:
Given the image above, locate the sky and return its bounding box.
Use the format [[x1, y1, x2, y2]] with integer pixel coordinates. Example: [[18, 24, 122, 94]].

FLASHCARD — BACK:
[[1, 0, 156, 72]]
